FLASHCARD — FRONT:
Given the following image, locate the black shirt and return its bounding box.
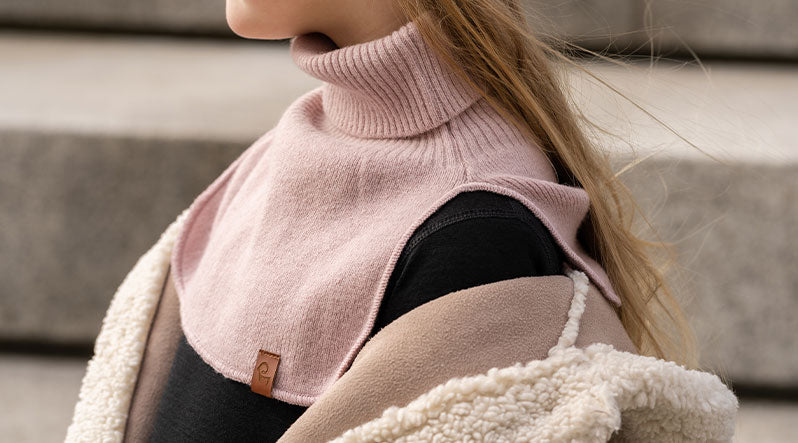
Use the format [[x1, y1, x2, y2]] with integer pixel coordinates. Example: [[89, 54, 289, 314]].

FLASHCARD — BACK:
[[150, 190, 565, 442]]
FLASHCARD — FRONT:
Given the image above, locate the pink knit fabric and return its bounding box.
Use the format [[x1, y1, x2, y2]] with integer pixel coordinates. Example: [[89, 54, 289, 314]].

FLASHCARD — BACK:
[[171, 19, 620, 407]]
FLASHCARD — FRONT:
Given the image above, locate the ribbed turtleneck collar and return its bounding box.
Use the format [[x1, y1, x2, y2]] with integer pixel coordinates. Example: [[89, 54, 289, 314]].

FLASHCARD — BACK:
[[290, 19, 482, 139]]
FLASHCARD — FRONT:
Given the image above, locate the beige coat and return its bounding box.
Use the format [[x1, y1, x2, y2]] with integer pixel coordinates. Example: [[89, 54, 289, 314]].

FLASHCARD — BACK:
[[65, 209, 738, 442]]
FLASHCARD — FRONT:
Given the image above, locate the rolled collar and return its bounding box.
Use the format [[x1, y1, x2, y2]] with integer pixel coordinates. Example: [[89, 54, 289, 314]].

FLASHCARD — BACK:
[[290, 19, 482, 138]]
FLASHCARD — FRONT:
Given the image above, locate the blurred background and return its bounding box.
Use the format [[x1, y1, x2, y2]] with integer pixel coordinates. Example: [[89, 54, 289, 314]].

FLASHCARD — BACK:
[[0, 0, 796, 441]]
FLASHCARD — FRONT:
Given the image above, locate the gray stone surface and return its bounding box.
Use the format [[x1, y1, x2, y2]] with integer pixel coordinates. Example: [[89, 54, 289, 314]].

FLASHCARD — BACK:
[[620, 159, 798, 386], [0, 31, 317, 144], [570, 60, 798, 385], [0, 354, 795, 442], [0, 0, 229, 35], [0, 355, 86, 443], [647, 0, 798, 58], [0, 32, 796, 386], [524, 0, 638, 47], [0, 130, 246, 343], [1, 0, 796, 58], [735, 400, 798, 442]]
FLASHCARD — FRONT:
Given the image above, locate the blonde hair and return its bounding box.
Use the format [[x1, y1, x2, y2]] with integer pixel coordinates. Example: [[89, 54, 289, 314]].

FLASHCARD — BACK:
[[395, 0, 699, 368]]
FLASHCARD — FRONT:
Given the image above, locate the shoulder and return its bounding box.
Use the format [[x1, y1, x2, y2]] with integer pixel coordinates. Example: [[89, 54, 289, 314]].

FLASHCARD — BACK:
[[397, 190, 564, 281], [403, 190, 558, 255], [371, 190, 566, 335]]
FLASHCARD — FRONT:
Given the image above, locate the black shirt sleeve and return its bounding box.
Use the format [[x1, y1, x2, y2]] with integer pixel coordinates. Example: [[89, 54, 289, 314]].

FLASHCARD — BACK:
[[369, 190, 565, 337]]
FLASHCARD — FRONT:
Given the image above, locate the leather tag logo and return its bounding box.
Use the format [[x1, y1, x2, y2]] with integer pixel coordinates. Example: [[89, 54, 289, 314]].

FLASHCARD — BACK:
[[250, 349, 280, 398]]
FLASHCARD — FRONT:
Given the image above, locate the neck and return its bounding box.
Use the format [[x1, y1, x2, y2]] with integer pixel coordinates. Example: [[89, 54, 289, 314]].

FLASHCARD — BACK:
[[316, 1, 409, 48]]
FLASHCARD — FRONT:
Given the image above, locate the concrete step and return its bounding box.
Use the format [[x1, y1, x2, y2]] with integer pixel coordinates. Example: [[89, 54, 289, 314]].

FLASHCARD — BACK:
[[531, 0, 798, 58], [0, 30, 796, 388], [1, 1, 796, 58], [641, 0, 798, 59], [570, 60, 798, 387], [0, 31, 319, 345], [1, 354, 796, 442], [0, 0, 229, 36]]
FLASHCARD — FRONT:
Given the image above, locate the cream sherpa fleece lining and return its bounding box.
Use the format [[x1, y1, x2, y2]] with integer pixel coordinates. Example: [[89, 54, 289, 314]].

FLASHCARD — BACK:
[[65, 212, 738, 443], [65, 209, 189, 443]]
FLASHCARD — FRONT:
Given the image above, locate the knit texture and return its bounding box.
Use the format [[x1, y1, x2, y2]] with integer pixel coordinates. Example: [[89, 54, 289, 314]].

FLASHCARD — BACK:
[[170, 19, 620, 406]]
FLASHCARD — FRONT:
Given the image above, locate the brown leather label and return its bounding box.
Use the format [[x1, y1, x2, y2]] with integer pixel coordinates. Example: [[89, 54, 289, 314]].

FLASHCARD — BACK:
[[250, 349, 280, 398]]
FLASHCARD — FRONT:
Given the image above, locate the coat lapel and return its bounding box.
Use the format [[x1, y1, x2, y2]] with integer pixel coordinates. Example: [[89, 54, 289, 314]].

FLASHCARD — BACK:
[[65, 209, 190, 443], [123, 262, 183, 442]]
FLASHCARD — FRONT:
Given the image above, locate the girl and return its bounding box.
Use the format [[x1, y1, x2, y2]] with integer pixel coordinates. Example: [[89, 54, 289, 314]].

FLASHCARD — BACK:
[[67, 0, 738, 441]]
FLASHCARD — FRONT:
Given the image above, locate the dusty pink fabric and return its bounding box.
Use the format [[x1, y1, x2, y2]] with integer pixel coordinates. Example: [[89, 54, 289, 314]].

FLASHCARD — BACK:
[[171, 19, 620, 407]]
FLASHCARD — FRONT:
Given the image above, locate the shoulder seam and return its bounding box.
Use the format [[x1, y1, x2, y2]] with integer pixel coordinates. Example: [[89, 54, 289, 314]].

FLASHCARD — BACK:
[[401, 210, 560, 269]]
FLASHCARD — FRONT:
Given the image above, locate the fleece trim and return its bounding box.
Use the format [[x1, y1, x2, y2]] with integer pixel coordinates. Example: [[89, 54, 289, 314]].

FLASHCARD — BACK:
[[326, 270, 738, 442], [65, 209, 189, 443], [328, 342, 738, 442]]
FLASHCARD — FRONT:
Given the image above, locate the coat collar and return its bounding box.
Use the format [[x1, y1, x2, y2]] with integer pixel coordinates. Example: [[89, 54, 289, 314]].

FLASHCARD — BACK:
[[279, 273, 632, 441], [280, 270, 736, 442], [65, 212, 738, 442]]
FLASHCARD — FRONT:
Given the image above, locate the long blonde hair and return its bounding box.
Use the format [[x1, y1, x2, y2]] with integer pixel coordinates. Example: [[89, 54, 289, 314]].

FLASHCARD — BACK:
[[394, 0, 699, 368]]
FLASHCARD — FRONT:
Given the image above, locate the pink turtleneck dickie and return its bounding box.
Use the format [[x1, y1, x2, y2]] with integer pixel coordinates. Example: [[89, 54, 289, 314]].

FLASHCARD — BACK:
[[170, 19, 620, 406]]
